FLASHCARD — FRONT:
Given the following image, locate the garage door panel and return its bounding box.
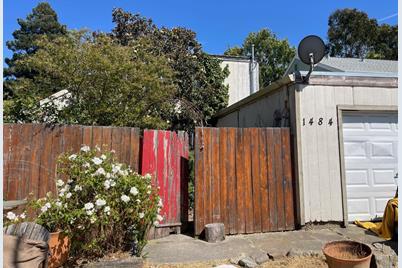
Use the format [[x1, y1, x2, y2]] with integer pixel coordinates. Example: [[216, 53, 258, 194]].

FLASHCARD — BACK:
[[347, 198, 370, 220], [371, 142, 395, 158], [343, 112, 397, 222], [372, 169, 397, 185], [345, 170, 369, 186], [344, 141, 367, 158]]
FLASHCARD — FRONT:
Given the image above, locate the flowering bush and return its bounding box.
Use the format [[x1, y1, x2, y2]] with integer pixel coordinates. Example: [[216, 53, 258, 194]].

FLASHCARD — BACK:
[[4, 146, 162, 258]]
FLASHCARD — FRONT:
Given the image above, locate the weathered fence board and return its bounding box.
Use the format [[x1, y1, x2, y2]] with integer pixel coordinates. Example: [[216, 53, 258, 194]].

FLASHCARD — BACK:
[[3, 124, 140, 200], [141, 130, 189, 239], [194, 127, 295, 236]]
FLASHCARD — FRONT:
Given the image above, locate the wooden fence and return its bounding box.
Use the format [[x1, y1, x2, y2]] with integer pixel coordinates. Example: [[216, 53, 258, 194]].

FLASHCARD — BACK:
[[142, 130, 189, 239], [194, 127, 295, 236], [3, 124, 140, 200]]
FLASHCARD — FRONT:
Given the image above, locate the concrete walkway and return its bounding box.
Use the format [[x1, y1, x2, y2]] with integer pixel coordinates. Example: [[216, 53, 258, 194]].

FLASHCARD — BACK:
[[143, 225, 397, 266]]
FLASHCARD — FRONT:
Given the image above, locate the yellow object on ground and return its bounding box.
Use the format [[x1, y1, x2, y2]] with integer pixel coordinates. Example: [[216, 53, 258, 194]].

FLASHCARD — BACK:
[[355, 197, 398, 240]]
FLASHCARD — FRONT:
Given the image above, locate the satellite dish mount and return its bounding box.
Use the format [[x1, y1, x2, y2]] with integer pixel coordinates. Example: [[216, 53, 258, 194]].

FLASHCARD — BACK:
[[297, 35, 326, 83]]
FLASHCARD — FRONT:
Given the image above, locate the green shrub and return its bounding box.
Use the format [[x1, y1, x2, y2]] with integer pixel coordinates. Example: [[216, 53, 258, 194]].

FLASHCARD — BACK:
[[4, 146, 163, 258]]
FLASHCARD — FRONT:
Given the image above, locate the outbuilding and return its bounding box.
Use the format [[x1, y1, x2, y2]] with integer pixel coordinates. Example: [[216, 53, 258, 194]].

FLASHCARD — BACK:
[[214, 60, 398, 226]]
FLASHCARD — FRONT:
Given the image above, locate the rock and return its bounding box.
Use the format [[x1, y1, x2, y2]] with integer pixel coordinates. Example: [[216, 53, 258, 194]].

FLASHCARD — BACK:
[[373, 254, 394, 268], [238, 257, 258, 268], [267, 251, 286, 261], [205, 223, 225, 243], [250, 252, 270, 264], [372, 243, 394, 255], [230, 253, 246, 265], [286, 248, 304, 257], [215, 265, 237, 268]]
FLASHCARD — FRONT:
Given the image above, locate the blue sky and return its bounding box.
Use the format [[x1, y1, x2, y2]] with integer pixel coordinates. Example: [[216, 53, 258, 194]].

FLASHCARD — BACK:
[[4, 0, 397, 61]]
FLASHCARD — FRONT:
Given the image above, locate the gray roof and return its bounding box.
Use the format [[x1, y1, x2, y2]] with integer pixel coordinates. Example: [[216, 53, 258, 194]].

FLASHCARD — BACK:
[[285, 56, 397, 75]]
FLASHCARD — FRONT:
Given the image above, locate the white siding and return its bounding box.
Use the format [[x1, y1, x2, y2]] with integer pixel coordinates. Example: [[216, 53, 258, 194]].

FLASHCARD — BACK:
[[216, 85, 290, 128], [298, 85, 397, 222], [220, 60, 259, 106]]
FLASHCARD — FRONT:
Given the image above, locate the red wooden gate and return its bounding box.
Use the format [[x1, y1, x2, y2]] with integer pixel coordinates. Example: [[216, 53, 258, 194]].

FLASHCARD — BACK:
[[141, 130, 189, 239]]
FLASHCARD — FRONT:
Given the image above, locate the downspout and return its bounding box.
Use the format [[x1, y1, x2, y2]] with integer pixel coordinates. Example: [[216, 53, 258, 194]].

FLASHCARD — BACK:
[[250, 44, 257, 94]]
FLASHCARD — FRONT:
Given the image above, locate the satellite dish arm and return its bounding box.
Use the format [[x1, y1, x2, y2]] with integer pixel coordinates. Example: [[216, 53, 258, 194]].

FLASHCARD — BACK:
[[303, 53, 314, 83]]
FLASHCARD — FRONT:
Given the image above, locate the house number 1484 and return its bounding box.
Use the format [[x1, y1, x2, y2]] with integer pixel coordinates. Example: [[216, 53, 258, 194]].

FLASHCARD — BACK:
[[303, 118, 333, 126]]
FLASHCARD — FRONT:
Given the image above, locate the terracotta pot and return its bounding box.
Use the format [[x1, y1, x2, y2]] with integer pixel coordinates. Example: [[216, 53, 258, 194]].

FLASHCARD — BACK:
[[47, 231, 70, 268], [322, 240, 372, 268]]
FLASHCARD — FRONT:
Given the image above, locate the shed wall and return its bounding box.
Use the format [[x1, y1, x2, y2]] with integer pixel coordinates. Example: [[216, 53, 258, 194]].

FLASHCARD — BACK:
[[297, 85, 398, 223], [216, 84, 291, 128], [221, 60, 259, 106]]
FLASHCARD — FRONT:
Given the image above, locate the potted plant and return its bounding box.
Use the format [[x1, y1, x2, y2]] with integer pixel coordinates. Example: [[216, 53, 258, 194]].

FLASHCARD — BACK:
[[322, 240, 372, 268], [4, 145, 163, 266]]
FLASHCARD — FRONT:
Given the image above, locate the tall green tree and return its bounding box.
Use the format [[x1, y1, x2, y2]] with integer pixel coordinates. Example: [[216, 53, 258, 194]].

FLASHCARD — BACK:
[[225, 29, 295, 87], [4, 2, 67, 99], [4, 31, 177, 129], [368, 24, 398, 60], [111, 8, 229, 131], [327, 8, 397, 60]]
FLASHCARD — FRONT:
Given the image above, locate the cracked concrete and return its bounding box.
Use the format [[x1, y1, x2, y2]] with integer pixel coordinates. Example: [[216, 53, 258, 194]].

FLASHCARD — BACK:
[[143, 225, 397, 266]]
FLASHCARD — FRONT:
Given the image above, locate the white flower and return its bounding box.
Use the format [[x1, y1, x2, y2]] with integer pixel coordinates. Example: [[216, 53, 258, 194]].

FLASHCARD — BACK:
[[104, 180, 111, 190], [136, 199, 141, 204], [67, 179, 73, 184], [55, 201, 62, 207], [41, 206, 49, 213], [59, 185, 70, 196], [144, 173, 152, 180], [81, 145, 90, 152], [45, 202, 51, 208], [92, 157, 102, 165], [121, 195, 130, 203], [156, 214, 163, 221], [130, 187, 139, 196], [68, 154, 77, 160], [147, 190, 151, 194], [120, 169, 128, 176], [95, 145, 100, 151], [6, 212, 16, 220], [66, 192, 72, 199], [104, 206, 111, 215], [94, 167, 106, 176], [74, 185, 82, 192], [139, 212, 145, 219], [105, 173, 112, 179], [83, 162, 90, 168], [153, 221, 160, 227], [56, 179, 64, 187], [158, 199, 163, 208], [84, 202, 94, 210], [110, 180, 116, 187], [112, 164, 121, 174], [101, 154, 106, 160], [19, 213, 26, 219], [96, 199, 106, 207], [86, 209, 94, 216], [90, 216, 97, 223], [78, 225, 84, 230]]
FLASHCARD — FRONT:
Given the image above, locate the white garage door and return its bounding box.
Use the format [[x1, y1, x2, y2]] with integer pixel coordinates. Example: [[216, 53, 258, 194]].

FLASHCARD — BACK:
[[343, 112, 398, 222]]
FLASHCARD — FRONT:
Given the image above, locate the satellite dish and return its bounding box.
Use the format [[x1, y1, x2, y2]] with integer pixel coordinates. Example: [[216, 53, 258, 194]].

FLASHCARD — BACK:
[[298, 35, 326, 65], [296, 35, 326, 82]]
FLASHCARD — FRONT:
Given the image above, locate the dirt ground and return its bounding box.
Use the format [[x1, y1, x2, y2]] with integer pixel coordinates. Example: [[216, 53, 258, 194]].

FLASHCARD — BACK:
[[144, 256, 328, 268]]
